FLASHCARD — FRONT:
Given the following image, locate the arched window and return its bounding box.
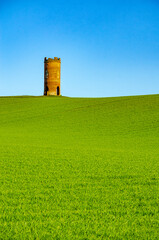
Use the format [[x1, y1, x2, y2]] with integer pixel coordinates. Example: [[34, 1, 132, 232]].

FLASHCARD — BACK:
[[45, 69, 49, 78]]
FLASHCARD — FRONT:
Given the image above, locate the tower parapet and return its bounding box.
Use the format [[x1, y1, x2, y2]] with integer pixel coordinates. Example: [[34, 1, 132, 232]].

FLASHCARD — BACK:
[[44, 57, 61, 63], [44, 57, 61, 96]]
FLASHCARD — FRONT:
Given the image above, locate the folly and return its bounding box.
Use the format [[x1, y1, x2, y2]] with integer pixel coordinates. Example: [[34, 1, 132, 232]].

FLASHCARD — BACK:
[[44, 57, 61, 96]]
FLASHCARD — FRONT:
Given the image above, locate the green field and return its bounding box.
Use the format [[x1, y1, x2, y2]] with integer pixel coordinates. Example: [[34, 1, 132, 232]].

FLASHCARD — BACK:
[[0, 95, 159, 239]]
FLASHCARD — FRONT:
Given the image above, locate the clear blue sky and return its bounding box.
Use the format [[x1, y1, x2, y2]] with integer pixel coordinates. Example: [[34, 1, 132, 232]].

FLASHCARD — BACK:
[[0, 0, 159, 97]]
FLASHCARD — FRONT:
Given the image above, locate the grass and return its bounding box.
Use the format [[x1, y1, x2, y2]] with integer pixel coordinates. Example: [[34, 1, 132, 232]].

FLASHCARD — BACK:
[[0, 94, 159, 239]]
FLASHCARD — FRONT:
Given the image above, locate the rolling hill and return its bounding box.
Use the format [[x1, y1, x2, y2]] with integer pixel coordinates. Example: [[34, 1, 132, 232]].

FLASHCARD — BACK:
[[0, 94, 159, 239]]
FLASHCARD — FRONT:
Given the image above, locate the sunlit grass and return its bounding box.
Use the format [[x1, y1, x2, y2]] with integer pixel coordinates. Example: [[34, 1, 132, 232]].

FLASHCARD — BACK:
[[0, 95, 159, 239]]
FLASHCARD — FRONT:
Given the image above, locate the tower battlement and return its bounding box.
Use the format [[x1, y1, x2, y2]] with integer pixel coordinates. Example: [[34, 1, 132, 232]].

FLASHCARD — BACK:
[[44, 57, 61, 96], [44, 57, 61, 63]]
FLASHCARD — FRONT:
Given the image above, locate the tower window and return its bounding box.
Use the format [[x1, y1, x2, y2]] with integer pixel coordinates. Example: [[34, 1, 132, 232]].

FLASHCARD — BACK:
[[45, 69, 49, 78]]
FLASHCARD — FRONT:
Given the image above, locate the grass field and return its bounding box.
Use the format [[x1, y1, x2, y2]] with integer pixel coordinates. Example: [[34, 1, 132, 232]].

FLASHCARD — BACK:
[[0, 94, 159, 239]]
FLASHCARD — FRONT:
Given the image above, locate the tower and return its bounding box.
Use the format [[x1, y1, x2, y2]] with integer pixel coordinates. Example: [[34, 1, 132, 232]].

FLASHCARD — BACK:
[[44, 57, 61, 96]]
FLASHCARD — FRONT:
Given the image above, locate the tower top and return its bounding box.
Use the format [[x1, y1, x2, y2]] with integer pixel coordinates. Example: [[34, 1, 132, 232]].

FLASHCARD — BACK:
[[44, 57, 61, 63]]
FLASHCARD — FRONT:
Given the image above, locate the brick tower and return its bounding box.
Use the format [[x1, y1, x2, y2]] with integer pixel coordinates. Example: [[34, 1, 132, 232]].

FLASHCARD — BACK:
[[44, 57, 61, 96]]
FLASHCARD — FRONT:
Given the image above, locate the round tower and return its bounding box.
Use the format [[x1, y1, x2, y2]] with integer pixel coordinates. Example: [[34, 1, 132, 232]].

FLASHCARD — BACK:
[[44, 57, 61, 96]]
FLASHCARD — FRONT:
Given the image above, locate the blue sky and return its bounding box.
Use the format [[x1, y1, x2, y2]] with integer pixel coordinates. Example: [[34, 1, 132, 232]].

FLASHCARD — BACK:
[[0, 0, 159, 97]]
